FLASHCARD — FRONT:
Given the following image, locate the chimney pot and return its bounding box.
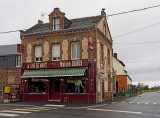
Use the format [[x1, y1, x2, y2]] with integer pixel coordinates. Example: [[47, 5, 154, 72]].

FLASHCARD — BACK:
[[38, 20, 43, 24], [101, 8, 106, 16]]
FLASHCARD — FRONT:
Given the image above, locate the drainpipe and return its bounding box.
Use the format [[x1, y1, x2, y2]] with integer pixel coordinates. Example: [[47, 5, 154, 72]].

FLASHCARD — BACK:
[[95, 25, 98, 103]]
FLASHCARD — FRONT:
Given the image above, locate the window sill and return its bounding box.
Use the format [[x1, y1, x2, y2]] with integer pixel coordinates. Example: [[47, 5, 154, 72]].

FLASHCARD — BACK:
[[71, 59, 81, 60]]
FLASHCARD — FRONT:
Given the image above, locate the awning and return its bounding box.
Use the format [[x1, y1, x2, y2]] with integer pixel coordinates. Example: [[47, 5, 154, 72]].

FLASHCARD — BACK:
[[21, 68, 87, 78]]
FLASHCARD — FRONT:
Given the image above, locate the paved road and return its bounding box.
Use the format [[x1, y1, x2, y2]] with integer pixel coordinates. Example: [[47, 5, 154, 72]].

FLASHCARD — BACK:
[[0, 92, 160, 118]]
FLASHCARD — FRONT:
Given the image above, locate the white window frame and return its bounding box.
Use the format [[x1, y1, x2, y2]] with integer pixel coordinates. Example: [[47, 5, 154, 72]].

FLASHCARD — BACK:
[[16, 55, 21, 67], [52, 44, 60, 61], [35, 45, 42, 62], [71, 42, 80, 60], [53, 18, 60, 31]]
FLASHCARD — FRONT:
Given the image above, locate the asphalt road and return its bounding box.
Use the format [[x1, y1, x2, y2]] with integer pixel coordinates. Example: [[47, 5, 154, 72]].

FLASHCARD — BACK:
[[0, 92, 160, 118]]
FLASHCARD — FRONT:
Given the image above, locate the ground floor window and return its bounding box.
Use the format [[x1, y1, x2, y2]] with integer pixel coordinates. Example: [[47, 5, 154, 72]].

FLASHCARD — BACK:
[[29, 78, 46, 94], [66, 77, 86, 94]]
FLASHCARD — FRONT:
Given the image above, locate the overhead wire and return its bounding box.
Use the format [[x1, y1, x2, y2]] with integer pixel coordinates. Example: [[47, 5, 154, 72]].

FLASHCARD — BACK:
[[107, 4, 160, 17], [112, 22, 160, 40], [124, 57, 160, 63], [0, 4, 160, 35]]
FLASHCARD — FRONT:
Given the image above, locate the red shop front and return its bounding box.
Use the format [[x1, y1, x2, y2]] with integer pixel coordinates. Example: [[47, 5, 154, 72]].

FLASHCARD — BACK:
[[20, 59, 96, 103]]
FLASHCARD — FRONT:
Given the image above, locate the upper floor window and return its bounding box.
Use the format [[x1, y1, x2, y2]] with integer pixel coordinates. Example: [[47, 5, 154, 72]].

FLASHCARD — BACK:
[[107, 49, 110, 65], [52, 44, 60, 61], [35, 45, 42, 62], [53, 18, 60, 31], [103, 23, 106, 36], [71, 42, 80, 60], [100, 43, 104, 62], [16, 55, 21, 67]]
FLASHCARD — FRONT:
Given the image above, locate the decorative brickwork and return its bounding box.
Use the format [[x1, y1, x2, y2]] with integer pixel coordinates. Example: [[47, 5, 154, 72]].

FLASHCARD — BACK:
[[62, 40, 69, 60], [43, 41, 50, 61], [26, 43, 32, 63], [82, 37, 88, 59]]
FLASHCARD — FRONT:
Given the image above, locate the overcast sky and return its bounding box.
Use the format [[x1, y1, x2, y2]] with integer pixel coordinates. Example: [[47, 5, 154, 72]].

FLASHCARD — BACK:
[[0, 0, 160, 83]]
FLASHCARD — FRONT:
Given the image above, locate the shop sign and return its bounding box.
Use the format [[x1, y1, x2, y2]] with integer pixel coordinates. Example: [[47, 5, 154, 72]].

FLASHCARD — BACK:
[[60, 60, 83, 67], [24, 59, 88, 69], [17, 44, 24, 53], [26, 62, 47, 69]]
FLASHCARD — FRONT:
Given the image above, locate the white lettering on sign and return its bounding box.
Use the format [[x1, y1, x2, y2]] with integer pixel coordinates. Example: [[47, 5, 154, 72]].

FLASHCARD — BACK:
[[72, 60, 82, 66], [60, 60, 83, 67], [27, 62, 47, 69], [60, 61, 71, 67]]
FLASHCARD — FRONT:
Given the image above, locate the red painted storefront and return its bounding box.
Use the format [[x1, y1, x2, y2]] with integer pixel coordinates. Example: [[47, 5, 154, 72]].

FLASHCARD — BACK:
[[20, 59, 97, 103]]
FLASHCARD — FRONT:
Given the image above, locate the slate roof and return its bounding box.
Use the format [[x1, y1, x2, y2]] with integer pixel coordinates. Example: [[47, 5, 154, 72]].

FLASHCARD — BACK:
[[0, 44, 20, 56], [24, 15, 102, 35]]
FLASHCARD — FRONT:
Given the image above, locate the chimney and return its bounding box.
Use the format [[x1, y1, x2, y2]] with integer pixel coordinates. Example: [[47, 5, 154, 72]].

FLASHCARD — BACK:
[[101, 8, 106, 16], [114, 53, 117, 59], [20, 30, 24, 40], [38, 20, 43, 24]]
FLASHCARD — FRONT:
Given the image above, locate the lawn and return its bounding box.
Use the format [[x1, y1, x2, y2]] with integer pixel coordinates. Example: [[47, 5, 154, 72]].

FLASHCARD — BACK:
[[141, 89, 157, 94]]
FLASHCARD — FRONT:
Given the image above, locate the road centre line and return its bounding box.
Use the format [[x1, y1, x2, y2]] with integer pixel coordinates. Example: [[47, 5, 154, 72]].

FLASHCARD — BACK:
[[87, 108, 142, 114]]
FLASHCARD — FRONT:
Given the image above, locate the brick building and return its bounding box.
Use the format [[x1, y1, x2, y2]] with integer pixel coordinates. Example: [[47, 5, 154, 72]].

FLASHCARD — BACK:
[[20, 8, 113, 103], [0, 44, 21, 102]]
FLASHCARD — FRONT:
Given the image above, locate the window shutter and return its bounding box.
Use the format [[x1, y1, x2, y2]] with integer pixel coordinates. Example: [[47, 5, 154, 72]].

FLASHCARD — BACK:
[[52, 44, 60, 60], [35, 46, 42, 57]]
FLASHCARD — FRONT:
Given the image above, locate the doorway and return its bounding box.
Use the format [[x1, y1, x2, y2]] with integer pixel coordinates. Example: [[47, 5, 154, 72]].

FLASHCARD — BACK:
[[49, 79, 60, 100]]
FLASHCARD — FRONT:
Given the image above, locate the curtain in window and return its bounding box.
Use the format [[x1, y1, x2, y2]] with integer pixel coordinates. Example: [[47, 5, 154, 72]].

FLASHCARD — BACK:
[[52, 44, 60, 60], [71, 42, 80, 59], [53, 18, 60, 30]]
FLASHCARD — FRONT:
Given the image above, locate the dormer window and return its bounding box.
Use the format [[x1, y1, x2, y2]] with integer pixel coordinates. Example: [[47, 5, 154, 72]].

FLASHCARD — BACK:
[[53, 18, 60, 30]]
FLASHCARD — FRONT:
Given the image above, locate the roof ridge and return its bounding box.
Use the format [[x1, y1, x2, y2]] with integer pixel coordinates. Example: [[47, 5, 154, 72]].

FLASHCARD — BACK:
[[70, 15, 101, 21], [0, 44, 17, 47]]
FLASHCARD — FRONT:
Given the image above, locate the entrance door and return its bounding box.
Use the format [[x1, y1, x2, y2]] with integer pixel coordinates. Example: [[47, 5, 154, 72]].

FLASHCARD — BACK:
[[49, 79, 60, 100]]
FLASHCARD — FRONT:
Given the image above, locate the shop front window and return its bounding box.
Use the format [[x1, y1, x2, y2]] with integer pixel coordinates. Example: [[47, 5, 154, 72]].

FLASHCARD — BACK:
[[66, 77, 86, 94], [29, 78, 46, 94]]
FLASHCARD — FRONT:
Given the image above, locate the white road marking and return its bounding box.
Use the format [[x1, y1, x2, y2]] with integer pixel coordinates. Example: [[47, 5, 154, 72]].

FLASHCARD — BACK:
[[0, 113, 18, 117], [87, 108, 142, 114], [130, 102, 133, 104], [12, 108, 41, 112], [145, 102, 149, 104], [112, 102, 116, 104], [0, 104, 35, 107], [137, 102, 140, 104], [25, 106, 57, 110], [44, 104, 65, 107], [87, 104, 108, 108], [153, 103, 157, 105], [0, 110, 31, 114]]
